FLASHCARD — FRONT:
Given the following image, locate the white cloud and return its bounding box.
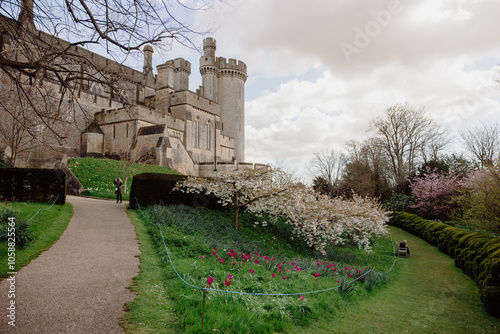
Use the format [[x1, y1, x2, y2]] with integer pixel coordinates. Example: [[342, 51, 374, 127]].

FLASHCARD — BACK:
[[187, 0, 500, 173]]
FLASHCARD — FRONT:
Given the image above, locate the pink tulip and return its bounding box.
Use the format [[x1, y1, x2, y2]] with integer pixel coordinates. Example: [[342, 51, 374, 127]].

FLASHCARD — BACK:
[[271, 273, 276, 278], [224, 279, 231, 287], [254, 259, 260, 264], [282, 276, 287, 280], [200, 255, 205, 259], [249, 269, 255, 274], [300, 295, 305, 301], [227, 274, 233, 280], [207, 276, 214, 285]]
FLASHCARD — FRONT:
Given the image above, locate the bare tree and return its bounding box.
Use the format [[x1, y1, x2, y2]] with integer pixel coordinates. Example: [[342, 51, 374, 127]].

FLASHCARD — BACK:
[[370, 102, 438, 192], [308, 148, 345, 196], [421, 126, 452, 163], [460, 122, 500, 168], [0, 0, 212, 143]]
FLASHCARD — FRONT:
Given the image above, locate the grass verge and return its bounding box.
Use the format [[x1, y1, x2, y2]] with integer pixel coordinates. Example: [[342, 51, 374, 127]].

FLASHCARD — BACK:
[[121, 209, 179, 333], [0, 201, 73, 280]]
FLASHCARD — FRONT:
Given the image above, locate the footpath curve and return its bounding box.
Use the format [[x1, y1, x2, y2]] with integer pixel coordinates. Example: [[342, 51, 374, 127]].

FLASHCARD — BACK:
[[0, 196, 140, 333]]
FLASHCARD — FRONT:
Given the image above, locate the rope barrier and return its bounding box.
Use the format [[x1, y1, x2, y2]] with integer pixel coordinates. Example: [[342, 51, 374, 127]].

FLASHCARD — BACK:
[[25, 195, 60, 223], [135, 198, 397, 296], [0, 196, 61, 239]]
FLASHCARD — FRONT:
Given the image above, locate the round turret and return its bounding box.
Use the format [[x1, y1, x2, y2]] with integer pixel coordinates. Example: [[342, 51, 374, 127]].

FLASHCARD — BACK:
[[200, 38, 219, 101], [217, 57, 247, 162], [203, 38, 216, 58]]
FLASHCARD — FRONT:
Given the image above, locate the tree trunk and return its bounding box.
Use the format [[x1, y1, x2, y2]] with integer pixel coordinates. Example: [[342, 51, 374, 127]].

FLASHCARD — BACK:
[[234, 191, 239, 229]]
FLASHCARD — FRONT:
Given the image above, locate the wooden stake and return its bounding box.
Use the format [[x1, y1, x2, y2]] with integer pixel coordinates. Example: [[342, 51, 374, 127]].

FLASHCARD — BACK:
[[201, 288, 207, 330]]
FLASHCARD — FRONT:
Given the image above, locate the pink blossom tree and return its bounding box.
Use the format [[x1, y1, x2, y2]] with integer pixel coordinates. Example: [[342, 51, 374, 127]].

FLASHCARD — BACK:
[[409, 169, 463, 221]]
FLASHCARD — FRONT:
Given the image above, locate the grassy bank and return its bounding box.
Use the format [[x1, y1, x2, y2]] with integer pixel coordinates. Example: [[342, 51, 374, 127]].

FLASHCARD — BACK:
[[127, 204, 395, 333], [0, 200, 73, 279], [68, 157, 180, 200], [125, 205, 500, 333]]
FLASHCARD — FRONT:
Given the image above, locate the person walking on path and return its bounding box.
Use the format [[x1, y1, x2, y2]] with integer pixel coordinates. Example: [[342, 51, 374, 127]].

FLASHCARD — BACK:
[[114, 177, 123, 203]]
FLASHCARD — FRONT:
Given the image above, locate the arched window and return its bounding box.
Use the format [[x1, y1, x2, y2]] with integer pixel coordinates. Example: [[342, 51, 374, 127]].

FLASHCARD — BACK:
[[194, 118, 200, 147], [206, 122, 212, 149]]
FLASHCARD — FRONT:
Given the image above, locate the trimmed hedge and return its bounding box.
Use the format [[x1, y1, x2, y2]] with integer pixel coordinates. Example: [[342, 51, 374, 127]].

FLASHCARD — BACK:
[[129, 173, 225, 211], [389, 212, 500, 318], [0, 168, 66, 204]]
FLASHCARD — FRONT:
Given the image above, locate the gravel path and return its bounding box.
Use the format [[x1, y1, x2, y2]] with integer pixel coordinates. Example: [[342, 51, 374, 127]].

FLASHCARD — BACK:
[[0, 196, 140, 333]]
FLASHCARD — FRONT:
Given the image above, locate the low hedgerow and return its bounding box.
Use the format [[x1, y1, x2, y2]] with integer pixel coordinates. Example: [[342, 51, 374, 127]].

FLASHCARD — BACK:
[[389, 211, 500, 318], [140, 204, 394, 333]]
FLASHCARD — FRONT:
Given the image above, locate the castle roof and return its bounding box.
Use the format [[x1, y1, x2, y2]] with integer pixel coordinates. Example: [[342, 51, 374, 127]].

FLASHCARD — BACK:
[[137, 124, 165, 136], [82, 121, 104, 134]]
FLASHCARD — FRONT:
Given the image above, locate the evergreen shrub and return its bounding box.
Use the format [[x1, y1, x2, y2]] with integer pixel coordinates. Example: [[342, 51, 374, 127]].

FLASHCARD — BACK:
[[0, 168, 66, 204], [389, 212, 500, 318], [0, 207, 34, 248], [129, 173, 225, 211]]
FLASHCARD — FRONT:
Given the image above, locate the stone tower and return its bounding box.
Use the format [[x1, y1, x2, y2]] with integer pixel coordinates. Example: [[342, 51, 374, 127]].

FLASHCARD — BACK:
[[200, 38, 247, 162]]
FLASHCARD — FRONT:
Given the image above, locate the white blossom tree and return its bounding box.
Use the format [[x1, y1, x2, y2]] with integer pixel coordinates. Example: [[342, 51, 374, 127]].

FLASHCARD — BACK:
[[175, 167, 389, 254]]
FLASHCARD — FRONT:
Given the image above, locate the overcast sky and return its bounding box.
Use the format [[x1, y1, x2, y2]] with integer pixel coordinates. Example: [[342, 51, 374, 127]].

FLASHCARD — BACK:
[[154, 0, 500, 176]]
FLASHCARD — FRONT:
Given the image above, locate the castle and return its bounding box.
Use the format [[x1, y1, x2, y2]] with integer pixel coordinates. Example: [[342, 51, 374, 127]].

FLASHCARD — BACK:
[[81, 38, 258, 176], [0, 3, 260, 176]]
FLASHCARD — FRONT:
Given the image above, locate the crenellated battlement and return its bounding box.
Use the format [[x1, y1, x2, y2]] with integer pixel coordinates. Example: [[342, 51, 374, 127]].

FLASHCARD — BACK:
[[217, 57, 247, 75], [171, 57, 191, 74], [203, 37, 217, 56]]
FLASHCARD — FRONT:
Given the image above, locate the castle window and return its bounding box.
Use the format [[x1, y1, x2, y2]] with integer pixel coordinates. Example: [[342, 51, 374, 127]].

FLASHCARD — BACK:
[[206, 122, 211, 149], [126, 124, 129, 138], [113, 125, 116, 139], [194, 118, 200, 147], [120, 90, 130, 104]]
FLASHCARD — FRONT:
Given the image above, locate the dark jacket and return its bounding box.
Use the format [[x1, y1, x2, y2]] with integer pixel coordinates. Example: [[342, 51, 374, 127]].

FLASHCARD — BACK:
[[114, 178, 123, 194]]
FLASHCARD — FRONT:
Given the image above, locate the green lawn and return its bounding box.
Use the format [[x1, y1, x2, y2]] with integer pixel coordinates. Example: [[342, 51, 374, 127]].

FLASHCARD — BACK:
[[68, 157, 180, 200], [299, 226, 500, 333], [0, 200, 73, 280]]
